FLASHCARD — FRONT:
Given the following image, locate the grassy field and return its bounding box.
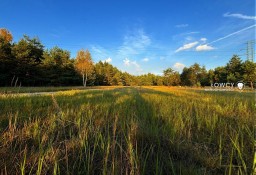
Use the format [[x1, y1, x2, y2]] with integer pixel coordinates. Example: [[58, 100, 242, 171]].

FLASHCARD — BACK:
[[0, 86, 118, 94], [0, 87, 255, 174]]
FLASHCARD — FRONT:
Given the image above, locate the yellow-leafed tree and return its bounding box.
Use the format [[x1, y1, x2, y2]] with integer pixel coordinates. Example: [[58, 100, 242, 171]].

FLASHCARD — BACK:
[[0, 28, 13, 43], [75, 49, 94, 87]]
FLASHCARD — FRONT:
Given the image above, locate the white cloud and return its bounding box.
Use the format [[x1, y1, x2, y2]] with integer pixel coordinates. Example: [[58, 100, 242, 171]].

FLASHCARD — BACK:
[[200, 38, 207, 42], [123, 58, 130, 66], [152, 71, 163, 76], [118, 29, 151, 74], [196, 44, 215, 51], [185, 36, 193, 41], [224, 12, 256, 20], [131, 61, 140, 69], [172, 32, 200, 42], [173, 62, 185, 72], [175, 24, 255, 52], [182, 31, 200, 35], [91, 45, 110, 61], [122, 29, 150, 50], [175, 24, 189, 28], [175, 41, 199, 52], [118, 29, 151, 59], [104, 57, 112, 63], [142, 58, 149, 62], [123, 58, 142, 72], [91, 46, 103, 54]]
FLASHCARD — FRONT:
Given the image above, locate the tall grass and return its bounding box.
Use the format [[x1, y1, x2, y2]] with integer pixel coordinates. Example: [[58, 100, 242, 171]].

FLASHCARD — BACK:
[[0, 87, 254, 174]]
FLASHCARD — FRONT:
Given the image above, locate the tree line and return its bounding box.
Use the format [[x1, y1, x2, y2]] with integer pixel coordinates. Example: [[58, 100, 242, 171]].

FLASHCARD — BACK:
[[0, 28, 255, 88]]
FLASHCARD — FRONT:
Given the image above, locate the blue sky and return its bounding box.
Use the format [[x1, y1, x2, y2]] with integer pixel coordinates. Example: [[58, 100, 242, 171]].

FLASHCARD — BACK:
[[1, 0, 255, 75]]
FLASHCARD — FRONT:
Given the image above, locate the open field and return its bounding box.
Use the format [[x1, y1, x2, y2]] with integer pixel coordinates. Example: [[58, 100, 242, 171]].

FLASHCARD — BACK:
[[0, 87, 255, 174]]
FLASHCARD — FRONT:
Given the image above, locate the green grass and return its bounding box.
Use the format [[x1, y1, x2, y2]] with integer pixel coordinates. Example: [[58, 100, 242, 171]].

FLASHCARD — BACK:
[[0, 87, 254, 174], [0, 86, 117, 94]]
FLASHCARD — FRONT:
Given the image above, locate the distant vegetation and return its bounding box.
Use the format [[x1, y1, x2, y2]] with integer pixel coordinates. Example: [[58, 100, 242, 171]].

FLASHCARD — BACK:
[[0, 28, 255, 88]]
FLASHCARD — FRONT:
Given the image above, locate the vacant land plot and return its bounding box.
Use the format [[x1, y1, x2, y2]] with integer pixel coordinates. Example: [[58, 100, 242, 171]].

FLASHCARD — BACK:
[[0, 86, 118, 94], [0, 87, 254, 174]]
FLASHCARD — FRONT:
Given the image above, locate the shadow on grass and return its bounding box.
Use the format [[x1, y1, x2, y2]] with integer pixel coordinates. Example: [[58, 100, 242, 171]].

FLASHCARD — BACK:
[[0, 87, 253, 174]]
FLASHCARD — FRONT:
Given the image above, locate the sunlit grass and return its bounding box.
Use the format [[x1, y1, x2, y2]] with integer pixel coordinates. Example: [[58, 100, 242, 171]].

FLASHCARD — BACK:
[[0, 87, 254, 174], [0, 86, 120, 94]]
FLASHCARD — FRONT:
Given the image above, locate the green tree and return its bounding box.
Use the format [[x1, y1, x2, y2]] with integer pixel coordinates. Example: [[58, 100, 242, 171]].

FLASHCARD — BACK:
[[122, 72, 137, 86], [75, 49, 94, 87], [226, 55, 242, 82], [242, 60, 256, 89], [208, 69, 215, 84], [163, 68, 181, 86], [155, 76, 164, 86], [181, 67, 189, 86], [190, 63, 201, 86], [104, 63, 114, 85], [214, 66, 227, 83], [94, 61, 105, 85], [180, 63, 201, 86], [12, 35, 44, 86], [41, 46, 77, 86], [0, 30, 15, 86], [112, 71, 123, 86], [13, 35, 44, 64], [43, 46, 70, 66], [198, 66, 208, 86], [138, 74, 154, 86]]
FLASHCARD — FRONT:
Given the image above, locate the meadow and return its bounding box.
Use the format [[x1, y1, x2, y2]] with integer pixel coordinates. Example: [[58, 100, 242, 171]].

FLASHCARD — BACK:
[[0, 87, 255, 175]]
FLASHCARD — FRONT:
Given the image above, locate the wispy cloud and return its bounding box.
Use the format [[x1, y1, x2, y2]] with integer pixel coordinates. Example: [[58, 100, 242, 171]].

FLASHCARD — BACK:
[[173, 62, 185, 72], [91, 46, 103, 54], [91, 45, 110, 61], [175, 24, 189, 28], [185, 36, 194, 41], [183, 31, 200, 35], [208, 24, 256, 45], [91, 29, 152, 74], [123, 58, 142, 72], [200, 38, 207, 42], [132, 61, 141, 71], [117, 29, 151, 73], [175, 41, 199, 53], [224, 12, 256, 20], [104, 57, 112, 63], [196, 44, 214, 51], [118, 29, 151, 56], [174, 25, 255, 52], [123, 58, 130, 66], [142, 58, 149, 62], [174, 37, 215, 52], [172, 31, 200, 42]]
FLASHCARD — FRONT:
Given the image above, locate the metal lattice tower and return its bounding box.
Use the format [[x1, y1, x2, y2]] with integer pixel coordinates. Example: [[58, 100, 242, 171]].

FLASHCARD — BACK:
[[246, 40, 255, 62]]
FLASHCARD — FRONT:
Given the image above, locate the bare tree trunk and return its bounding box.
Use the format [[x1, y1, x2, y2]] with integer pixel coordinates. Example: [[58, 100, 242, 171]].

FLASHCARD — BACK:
[[11, 75, 15, 87], [250, 81, 253, 90], [85, 72, 87, 87], [82, 74, 85, 87], [14, 77, 19, 87]]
